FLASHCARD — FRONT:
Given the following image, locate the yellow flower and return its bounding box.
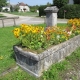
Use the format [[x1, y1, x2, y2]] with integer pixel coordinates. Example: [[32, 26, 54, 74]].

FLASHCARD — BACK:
[[0, 56, 3, 60], [13, 28, 20, 38]]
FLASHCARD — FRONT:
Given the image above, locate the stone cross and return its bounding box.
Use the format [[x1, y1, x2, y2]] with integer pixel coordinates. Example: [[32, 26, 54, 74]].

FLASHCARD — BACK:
[[44, 6, 59, 27]]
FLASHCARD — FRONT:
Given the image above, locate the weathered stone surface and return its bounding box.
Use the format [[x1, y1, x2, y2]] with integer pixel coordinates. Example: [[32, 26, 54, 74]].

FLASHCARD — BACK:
[[13, 35, 80, 77], [44, 6, 59, 27], [44, 6, 59, 13]]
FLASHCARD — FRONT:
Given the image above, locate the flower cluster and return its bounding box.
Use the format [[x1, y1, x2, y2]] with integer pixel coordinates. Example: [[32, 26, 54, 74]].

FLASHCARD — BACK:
[[13, 24, 45, 50], [13, 22, 80, 52], [67, 18, 80, 37], [67, 18, 80, 28]]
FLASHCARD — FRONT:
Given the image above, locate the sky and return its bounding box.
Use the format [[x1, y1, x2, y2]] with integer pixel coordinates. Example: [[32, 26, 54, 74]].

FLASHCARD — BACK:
[[9, 0, 53, 6]]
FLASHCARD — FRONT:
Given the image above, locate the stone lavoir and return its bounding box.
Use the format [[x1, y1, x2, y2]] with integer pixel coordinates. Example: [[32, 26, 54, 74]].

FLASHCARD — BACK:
[[13, 6, 80, 77], [13, 35, 80, 77]]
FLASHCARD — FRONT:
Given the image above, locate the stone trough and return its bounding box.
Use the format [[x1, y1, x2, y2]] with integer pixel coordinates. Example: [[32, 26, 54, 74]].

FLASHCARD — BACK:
[[13, 35, 80, 77]]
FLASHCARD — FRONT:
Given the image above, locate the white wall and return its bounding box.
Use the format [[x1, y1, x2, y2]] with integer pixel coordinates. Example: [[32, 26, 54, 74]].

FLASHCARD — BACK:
[[2, 7, 10, 11], [19, 6, 30, 12]]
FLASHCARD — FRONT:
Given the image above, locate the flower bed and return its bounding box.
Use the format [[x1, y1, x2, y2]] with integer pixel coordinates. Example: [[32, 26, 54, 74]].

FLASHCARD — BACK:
[[68, 18, 80, 28], [13, 22, 80, 53], [13, 19, 80, 77]]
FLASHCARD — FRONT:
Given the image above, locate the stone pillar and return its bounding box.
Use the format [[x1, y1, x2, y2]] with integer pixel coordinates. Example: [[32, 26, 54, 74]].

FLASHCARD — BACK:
[[44, 6, 59, 27]]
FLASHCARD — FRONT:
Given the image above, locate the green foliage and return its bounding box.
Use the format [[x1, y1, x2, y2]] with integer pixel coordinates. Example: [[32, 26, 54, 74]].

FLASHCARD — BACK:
[[13, 22, 80, 53], [39, 4, 51, 17], [30, 5, 39, 12], [73, 0, 80, 4], [39, 5, 47, 17], [0, 0, 7, 11], [58, 4, 80, 19], [14, 5, 19, 12], [46, 2, 52, 6], [10, 5, 14, 12], [53, 0, 69, 8], [39, 3, 52, 17], [0, 25, 80, 80], [42, 61, 69, 80], [66, 47, 80, 62]]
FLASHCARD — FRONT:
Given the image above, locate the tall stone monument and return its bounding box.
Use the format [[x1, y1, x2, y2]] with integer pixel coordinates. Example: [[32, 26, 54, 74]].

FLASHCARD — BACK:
[[44, 6, 59, 27]]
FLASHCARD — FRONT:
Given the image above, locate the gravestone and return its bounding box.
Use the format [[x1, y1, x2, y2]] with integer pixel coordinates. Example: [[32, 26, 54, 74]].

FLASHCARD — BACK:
[[44, 6, 59, 27]]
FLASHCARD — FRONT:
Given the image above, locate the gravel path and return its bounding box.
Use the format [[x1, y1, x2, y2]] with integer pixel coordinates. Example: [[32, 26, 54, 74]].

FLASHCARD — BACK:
[[0, 12, 68, 27]]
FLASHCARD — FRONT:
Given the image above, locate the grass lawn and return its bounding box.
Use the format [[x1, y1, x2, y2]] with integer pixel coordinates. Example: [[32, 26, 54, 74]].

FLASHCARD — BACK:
[[8, 12, 39, 17], [0, 14, 6, 18], [0, 24, 80, 80], [0, 27, 18, 74], [0, 14, 3, 16]]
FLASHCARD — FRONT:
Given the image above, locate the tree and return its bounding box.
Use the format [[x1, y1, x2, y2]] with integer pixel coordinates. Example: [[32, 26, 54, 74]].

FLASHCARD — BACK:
[[30, 5, 40, 12], [10, 5, 14, 12], [46, 2, 51, 6], [14, 5, 19, 12], [53, 0, 69, 8], [73, 0, 80, 4], [0, 0, 7, 11]]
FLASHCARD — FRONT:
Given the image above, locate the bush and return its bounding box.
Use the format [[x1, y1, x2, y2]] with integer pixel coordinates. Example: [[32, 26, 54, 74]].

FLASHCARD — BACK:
[[58, 4, 80, 19], [10, 5, 14, 12], [14, 5, 19, 12], [39, 5, 47, 17], [39, 5, 52, 17], [0, 7, 2, 12]]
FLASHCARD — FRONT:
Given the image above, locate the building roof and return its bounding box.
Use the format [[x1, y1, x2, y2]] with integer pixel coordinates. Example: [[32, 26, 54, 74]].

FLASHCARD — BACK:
[[19, 2, 27, 6]]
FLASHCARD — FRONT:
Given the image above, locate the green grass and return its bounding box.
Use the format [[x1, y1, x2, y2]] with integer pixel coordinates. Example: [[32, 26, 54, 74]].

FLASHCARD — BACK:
[[35, 23, 67, 29], [0, 47, 80, 80], [0, 26, 18, 74], [0, 24, 80, 80], [8, 12, 39, 17], [0, 14, 3, 16], [0, 14, 6, 18]]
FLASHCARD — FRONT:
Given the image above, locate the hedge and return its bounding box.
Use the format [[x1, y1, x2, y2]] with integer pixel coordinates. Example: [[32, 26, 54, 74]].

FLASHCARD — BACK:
[[39, 5, 52, 17], [58, 4, 80, 19], [39, 5, 47, 17]]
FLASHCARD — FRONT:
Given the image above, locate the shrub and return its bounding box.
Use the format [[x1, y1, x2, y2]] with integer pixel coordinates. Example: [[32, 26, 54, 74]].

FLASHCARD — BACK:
[[10, 5, 14, 12], [39, 5, 51, 17], [39, 5, 47, 17], [53, 0, 68, 8], [14, 5, 19, 12], [58, 4, 80, 19]]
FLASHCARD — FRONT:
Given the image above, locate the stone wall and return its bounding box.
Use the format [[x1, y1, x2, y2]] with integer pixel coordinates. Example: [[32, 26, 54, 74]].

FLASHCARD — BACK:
[[13, 35, 80, 77]]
